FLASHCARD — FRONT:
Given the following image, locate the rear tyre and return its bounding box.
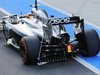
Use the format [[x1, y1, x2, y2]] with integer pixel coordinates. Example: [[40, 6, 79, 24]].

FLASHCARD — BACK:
[[20, 36, 40, 65], [78, 29, 99, 57]]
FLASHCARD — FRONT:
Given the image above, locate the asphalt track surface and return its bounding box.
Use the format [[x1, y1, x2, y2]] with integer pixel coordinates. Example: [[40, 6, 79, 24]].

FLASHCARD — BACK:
[[0, 11, 7, 20], [0, 0, 99, 75], [0, 10, 97, 75], [39, 0, 100, 73], [39, 0, 100, 27]]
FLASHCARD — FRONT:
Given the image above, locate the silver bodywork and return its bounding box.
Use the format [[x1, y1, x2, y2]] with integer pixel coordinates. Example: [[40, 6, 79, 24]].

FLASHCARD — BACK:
[[3, 8, 66, 45]]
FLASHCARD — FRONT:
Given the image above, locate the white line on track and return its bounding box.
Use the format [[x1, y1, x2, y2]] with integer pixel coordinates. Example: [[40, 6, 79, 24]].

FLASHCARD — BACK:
[[0, 8, 11, 15], [1, 4, 100, 74], [38, 0, 100, 75], [0, 8, 11, 29], [38, 0, 100, 30], [73, 56, 100, 75]]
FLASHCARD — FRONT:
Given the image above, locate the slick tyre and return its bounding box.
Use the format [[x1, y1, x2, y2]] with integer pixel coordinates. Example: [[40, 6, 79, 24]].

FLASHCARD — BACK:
[[20, 36, 40, 65], [79, 29, 99, 57]]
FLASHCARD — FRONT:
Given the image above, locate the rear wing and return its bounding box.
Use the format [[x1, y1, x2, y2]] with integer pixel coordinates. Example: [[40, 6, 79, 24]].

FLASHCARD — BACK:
[[48, 16, 84, 37], [48, 16, 82, 25]]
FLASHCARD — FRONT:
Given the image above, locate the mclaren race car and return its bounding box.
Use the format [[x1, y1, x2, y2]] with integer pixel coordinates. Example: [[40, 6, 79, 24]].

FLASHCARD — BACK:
[[1, 0, 100, 65]]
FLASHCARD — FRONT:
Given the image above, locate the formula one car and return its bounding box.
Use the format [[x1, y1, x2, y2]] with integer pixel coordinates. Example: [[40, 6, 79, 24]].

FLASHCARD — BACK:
[[1, 0, 100, 65]]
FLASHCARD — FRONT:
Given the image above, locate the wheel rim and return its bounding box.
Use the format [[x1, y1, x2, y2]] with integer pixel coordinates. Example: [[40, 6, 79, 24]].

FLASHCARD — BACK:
[[20, 47, 25, 62], [20, 39, 27, 63]]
